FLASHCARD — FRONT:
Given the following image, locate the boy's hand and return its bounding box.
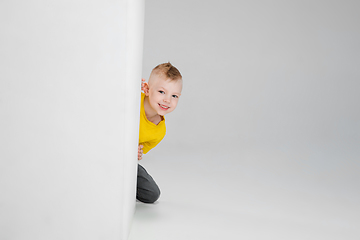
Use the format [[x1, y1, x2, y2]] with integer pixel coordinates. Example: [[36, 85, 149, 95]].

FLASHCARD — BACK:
[[141, 78, 146, 92], [138, 144, 143, 160]]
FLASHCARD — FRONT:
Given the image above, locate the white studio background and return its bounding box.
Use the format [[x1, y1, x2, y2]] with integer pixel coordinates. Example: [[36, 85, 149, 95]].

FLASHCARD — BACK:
[[131, 0, 360, 239]]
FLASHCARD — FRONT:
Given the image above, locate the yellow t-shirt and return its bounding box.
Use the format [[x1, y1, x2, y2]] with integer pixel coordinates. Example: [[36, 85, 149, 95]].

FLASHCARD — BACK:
[[139, 92, 166, 154]]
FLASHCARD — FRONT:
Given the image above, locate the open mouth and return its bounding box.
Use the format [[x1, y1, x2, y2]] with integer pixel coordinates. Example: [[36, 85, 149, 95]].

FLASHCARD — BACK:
[[158, 103, 169, 110]]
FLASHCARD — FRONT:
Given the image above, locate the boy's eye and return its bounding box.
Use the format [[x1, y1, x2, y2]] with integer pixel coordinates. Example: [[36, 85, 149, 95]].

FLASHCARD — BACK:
[[159, 91, 165, 94], [172, 95, 178, 98]]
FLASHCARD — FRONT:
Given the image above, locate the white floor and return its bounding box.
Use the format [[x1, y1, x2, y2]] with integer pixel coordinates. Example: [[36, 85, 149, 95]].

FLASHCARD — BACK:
[[128, 142, 359, 240]]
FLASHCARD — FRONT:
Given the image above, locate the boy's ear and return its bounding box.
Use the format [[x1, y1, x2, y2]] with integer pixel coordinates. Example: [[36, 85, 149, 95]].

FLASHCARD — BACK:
[[143, 82, 150, 95]]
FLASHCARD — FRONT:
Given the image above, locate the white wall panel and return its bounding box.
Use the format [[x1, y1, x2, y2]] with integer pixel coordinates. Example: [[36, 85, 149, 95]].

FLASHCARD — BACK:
[[0, 0, 143, 239], [123, 0, 144, 238]]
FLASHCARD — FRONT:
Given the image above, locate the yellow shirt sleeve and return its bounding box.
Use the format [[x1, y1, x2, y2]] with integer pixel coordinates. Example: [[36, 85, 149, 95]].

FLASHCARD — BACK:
[[139, 93, 166, 154]]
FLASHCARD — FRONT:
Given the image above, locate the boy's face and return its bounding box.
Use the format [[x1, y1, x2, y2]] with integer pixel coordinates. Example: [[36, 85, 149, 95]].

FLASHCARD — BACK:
[[145, 74, 182, 116]]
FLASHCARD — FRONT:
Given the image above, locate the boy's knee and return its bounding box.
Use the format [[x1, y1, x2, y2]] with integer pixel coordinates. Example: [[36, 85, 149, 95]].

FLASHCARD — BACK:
[[141, 186, 161, 204], [137, 164, 161, 203]]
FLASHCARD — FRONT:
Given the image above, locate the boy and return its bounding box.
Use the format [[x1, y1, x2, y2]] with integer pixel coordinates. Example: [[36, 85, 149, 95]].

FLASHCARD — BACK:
[[136, 62, 182, 204]]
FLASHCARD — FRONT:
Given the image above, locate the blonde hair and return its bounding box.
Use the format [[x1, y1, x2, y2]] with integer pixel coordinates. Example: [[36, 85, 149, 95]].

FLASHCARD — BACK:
[[151, 62, 182, 81]]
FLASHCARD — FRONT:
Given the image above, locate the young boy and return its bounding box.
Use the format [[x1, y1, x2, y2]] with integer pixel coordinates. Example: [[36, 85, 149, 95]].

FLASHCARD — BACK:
[[136, 62, 182, 204]]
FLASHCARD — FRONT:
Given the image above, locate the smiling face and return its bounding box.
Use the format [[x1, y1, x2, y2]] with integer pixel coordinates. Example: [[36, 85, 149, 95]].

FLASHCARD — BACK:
[[144, 74, 182, 117]]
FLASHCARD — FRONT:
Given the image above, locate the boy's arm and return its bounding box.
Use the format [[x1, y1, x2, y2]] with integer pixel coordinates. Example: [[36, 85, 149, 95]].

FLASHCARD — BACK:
[[138, 79, 145, 161], [138, 144, 143, 160], [141, 78, 146, 92]]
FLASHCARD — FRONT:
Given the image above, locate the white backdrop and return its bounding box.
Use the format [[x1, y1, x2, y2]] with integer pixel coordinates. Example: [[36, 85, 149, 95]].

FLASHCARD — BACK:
[[131, 1, 360, 239], [142, 0, 359, 174], [0, 1, 144, 239]]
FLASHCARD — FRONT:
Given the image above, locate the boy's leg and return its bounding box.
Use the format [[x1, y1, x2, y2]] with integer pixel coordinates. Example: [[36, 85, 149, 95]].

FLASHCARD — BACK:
[[136, 164, 161, 204]]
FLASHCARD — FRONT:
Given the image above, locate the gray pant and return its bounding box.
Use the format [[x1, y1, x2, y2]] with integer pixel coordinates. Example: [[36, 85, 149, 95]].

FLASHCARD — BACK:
[[136, 164, 161, 203]]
